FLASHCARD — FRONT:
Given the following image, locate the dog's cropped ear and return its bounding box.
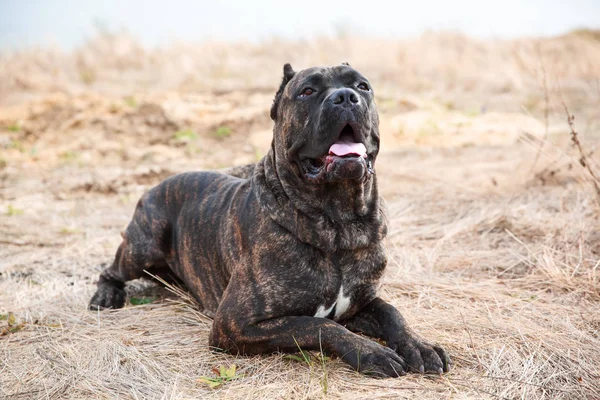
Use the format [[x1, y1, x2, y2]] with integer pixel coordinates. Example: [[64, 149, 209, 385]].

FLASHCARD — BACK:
[[270, 63, 296, 121], [341, 62, 351, 67]]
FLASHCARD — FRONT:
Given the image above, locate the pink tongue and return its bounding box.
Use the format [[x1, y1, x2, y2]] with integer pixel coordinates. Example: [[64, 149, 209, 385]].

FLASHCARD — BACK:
[[328, 139, 367, 157]]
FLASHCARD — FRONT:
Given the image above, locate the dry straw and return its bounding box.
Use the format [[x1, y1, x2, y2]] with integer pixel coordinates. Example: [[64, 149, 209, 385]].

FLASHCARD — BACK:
[[1, 31, 599, 399]]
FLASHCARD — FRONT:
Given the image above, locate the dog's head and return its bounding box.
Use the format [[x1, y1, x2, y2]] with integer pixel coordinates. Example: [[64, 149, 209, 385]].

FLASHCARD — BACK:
[[270, 63, 379, 183]]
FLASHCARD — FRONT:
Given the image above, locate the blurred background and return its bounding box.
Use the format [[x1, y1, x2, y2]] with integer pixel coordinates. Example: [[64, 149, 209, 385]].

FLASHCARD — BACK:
[[1, 0, 600, 155], [2, 2, 600, 399], [2, 0, 600, 49]]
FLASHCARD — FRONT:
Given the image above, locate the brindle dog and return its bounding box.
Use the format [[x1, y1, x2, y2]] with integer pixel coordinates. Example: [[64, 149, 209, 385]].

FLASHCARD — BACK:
[[89, 63, 450, 377]]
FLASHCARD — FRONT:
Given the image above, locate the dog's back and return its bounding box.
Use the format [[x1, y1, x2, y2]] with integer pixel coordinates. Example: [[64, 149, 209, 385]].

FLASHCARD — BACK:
[[90, 170, 256, 313]]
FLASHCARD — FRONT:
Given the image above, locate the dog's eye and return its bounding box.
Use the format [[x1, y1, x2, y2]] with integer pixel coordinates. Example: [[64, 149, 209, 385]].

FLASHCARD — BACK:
[[299, 88, 315, 97], [357, 82, 370, 91]]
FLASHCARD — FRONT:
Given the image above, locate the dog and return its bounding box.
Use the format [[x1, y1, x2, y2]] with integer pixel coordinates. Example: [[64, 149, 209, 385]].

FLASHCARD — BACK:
[[89, 63, 450, 377]]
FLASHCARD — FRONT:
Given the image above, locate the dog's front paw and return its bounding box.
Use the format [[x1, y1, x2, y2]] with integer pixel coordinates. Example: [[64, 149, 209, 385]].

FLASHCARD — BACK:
[[342, 340, 407, 378], [89, 284, 126, 310], [388, 338, 450, 374]]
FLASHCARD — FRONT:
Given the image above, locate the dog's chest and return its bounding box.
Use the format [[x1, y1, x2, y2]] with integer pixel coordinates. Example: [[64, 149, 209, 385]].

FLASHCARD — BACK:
[[312, 247, 386, 321], [313, 285, 352, 320]]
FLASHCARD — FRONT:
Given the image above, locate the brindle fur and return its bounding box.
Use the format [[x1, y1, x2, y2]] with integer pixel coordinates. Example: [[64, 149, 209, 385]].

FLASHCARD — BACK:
[[89, 64, 450, 377]]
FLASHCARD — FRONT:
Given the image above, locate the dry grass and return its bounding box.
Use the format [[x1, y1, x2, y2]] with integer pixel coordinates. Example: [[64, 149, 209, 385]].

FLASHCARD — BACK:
[[1, 31, 600, 399]]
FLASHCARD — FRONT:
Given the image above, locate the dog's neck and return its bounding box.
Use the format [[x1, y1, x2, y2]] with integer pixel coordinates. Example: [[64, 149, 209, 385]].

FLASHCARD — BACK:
[[252, 150, 387, 251]]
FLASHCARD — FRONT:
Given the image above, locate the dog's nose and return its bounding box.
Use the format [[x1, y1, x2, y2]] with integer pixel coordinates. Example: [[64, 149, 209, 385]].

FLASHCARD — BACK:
[[330, 88, 360, 108]]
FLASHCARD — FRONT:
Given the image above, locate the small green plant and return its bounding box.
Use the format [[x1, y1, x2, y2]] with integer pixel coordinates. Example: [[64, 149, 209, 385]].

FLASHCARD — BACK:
[[285, 350, 313, 365], [80, 69, 96, 85], [59, 227, 81, 235], [285, 335, 330, 394], [443, 100, 455, 111], [124, 96, 137, 108], [215, 126, 232, 139], [7, 123, 21, 132], [198, 364, 243, 389], [463, 108, 480, 117], [185, 144, 203, 157], [0, 157, 7, 169], [60, 150, 79, 161], [523, 94, 541, 112], [417, 120, 441, 137], [6, 205, 24, 216], [174, 129, 199, 142], [0, 312, 26, 336], [318, 330, 329, 395], [395, 125, 406, 138], [118, 194, 132, 205], [8, 140, 24, 152], [254, 147, 263, 161], [130, 297, 156, 306]]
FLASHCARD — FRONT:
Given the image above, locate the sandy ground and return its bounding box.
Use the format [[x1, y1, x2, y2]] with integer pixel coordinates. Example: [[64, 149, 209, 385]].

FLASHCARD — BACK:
[[1, 32, 600, 399]]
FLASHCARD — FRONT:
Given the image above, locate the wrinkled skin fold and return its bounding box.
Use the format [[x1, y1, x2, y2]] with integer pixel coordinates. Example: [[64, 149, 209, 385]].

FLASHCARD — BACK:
[[89, 63, 451, 377]]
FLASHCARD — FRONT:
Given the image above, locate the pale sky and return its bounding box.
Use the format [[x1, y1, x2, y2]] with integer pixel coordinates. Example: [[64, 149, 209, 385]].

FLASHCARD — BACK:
[[0, 0, 599, 50]]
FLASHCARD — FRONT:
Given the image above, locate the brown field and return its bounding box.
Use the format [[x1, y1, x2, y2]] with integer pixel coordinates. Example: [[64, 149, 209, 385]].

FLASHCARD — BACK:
[[1, 31, 599, 399]]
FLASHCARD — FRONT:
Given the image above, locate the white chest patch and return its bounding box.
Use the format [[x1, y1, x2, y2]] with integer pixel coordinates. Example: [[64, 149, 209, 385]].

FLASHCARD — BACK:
[[313, 285, 352, 320], [334, 285, 351, 319], [314, 302, 335, 318]]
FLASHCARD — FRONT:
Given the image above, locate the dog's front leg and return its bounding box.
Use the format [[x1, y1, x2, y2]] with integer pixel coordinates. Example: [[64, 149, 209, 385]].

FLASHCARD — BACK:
[[209, 314, 407, 377], [342, 297, 451, 374]]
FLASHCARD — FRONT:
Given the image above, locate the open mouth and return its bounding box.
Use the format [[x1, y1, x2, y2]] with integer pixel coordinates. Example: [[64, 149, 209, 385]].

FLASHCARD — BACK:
[[329, 124, 367, 158], [301, 123, 373, 182]]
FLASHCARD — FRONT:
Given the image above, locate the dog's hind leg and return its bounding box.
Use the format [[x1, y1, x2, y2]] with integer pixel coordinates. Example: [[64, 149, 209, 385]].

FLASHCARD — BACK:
[[89, 199, 168, 310]]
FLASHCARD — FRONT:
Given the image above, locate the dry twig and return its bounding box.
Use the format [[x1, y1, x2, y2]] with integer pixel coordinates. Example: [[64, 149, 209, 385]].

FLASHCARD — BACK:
[[562, 103, 600, 199], [528, 65, 551, 176]]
